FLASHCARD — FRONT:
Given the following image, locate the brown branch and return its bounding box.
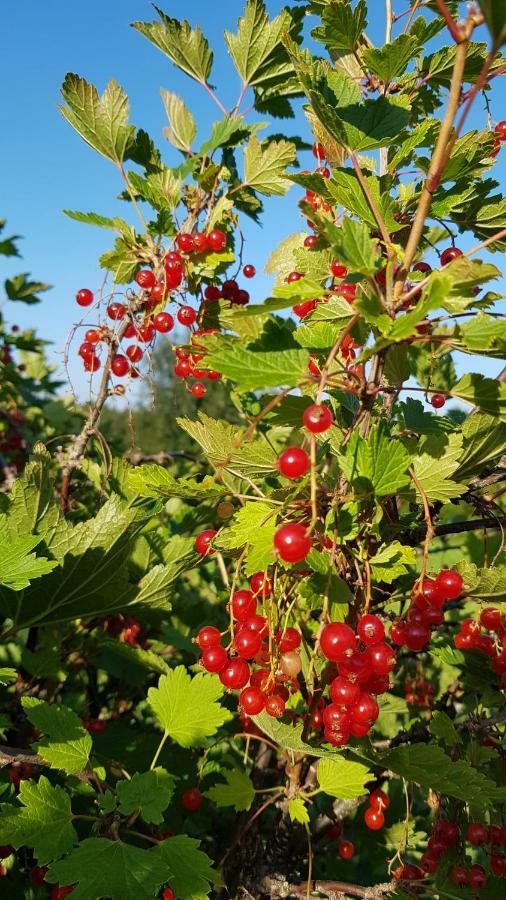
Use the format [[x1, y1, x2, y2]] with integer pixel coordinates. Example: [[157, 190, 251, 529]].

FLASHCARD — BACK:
[[0, 745, 93, 784], [265, 876, 396, 898], [398, 515, 506, 545]]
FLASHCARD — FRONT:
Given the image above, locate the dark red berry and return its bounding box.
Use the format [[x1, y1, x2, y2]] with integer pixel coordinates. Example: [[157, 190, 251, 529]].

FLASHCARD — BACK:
[[135, 269, 156, 289], [480, 607, 502, 630], [76, 288, 93, 307], [467, 864, 486, 890], [195, 529, 217, 555], [451, 866, 467, 887], [338, 839, 354, 860], [107, 302, 126, 320], [435, 569, 463, 601], [243, 264, 256, 278], [250, 572, 272, 597], [364, 808, 384, 831], [177, 306, 197, 327], [404, 622, 431, 651], [153, 312, 174, 333], [182, 787, 202, 812], [274, 523, 312, 563], [240, 686, 265, 715], [430, 393, 445, 409], [207, 229, 226, 252], [467, 822, 488, 846], [320, 622, 356, 662], [201, 645, 228, 673], [111, 354, 129, 377], [413, 261, 432, 274], [303, 403, 333, 434], [420, 853, 439, 874], [441, 247, 463, 266], [204, 285, 222, 301], [277, 447, 310, 479]]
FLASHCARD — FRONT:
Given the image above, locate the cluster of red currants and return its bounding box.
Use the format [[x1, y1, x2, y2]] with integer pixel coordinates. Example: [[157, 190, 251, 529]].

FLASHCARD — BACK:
[[320, 616, 395, 746], [421, 818, 506, 886], [454, 606, 506, 687], [103, 613, 145, 647], [0, 408, 27, 474], [390, 570, 464, 652], [404, 675, 435, 708], [363, 788, 389, 831]]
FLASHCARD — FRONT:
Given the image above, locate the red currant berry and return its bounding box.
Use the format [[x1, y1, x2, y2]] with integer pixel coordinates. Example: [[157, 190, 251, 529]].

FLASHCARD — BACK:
[[364, 808, 385, 831], [31, 866, 49, 886], [84, 329, 101, 344], [274, 523, 312, 564], [435, 569, 463, 601], [413, 261, 432, 274], [84, 356, 101, 372], [111, 354, 129, 377], [467, 823, 488, 846], [265, 693, 286, 718], [250, 572, 272, 597], [234, 289, 250, 306], [304, 235, 318, 249], [430, 393, 445, 409], [277, 447, 310, 479], [177, 234, 194, 253], [420, 853, 439, 874], [303, 403, 333, 434], [126, 345, 143, 363], [357, 614, 385, 646], [243, 264, 256, 278], [153, 312, 174, 333], [197, 626, 221, 650], [312, 142, 326, 160], [480, 607, 502, 630], [338, 650, 372, 685], [76, 288, 93, 307], [418, 578, 446, 609], [174, 359, 191, 378], [330, 676, 360, 707], [435, 820, 459, 845], [150, 282, 167, 302], [352, 692, 379, 724], [338, 839, 354, 860], [320, 622, 356, 662], [207, 229, 226, 252], [79, 341, 95, 360], [331, 260, 348, 279], [50, 888, 74, 900], [240, 686, 265, 716], [277, 627, 301, 653], [491, 854, 506, 877], [222, 279, 239, 301], [107, 302, 126, 320], [195, 529, 217, 555], [389, 620, 407, 646], [369, 789, 389, 812], [495, 120, 506, 141], [220, 657, 250, 690], [177, 306, 197, 327], [286, 271, 303, 283], [201, 645, 228, 673], [162, 889, 175, 900], [204, 285, 222, 301], [135, 269, 156, 289], [191, 232, 208, 253], [243, 614, 268, 637], [404, 621, 431, 651], [467, 864, 486, 891], [327, 823, 342, 840], [365, 642, 396, 675], [191, 383, 207, 398], [234, 628, 262, 660], [232, 590, 257, 621], [441, 247, 463, 266], [182, 787, 202, 812], [137, 322, 155, 343]]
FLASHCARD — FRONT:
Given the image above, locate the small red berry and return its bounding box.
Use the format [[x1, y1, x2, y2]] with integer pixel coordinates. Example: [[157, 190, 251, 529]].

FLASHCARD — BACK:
[[177, 233, 194, 253], [204, 285, 222, 301], [277, 627, 301, 653], [480, 607, 502, 630], [31, 866, 49, 886], [274, 523, 312, 563], [330, 676, 360, 707], [357, 614, 385, 646], [331, 260, 348, 279], [286, 271, 303, 283], [153, 312, 174, 333], [338, 839, 354, 860], [413, 261, 432, 274], [369, 788, 390, 810], [150, 282, 167, 302], [219, 657, 250, 690], [84, 356, 101, 372], [467, 864, 486, 891], [312, 142, 326, 160], [174, 359, 191, 378], [162, 889, 175, 900], [178, 306, 197, 327], [364, 808, 384, 831], [79, 341, 95, 360], [441, 247, 463, 266], [201, 645, 228, 673], [243, 264, 256, 278], [265, 694, 285, 718], [420, 853, 439, 874], [304, 235, 318, 249], [365, 642, 396, 676], [277, 447, 310, 479], [232, 590, 257, 621], [404, 621, 431, 651], [467, 822, 488, 846], [111, 354, 129, 377], [240, 686, 265, 716], [435, 569, 463, 600], [234, 628, 262, 660], [137, 322, 155, 343], [197, 626, 221, 650], [495, 120, 506, 141], [182, 787, 202, 812], [126, 345, 143, 363], [302, 403, 333, 434], [320, 622, 356, 662], [351, 691, 379, 724], [76, 288, 93, 307], [191, 383, 207, 398], [451, 866, 467, 887], [195, 529, 217, 555], [207, 229, 226, 252], [430, 393, 445, 409], [107, 302, 126, 320], [250, 572, 272, 597], [192, 232, 209, 253], [135, 269, 156, 289]]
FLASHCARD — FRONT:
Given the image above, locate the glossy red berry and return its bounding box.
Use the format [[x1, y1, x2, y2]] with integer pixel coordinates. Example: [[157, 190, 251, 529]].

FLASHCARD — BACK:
[[441, 247, 463, 266], [153, 312, 174, 333], [304, 235, 318, 249], [204, 285, 222, 301], [389, 620, 407, 646], [491, 854, 506, 877], [435, 820, 459, 845], [84, 329, 101, 344], [220, 657, 250, 690], [357, 614, 385, 646], [320, 622, 356, 662], [413, 261, 432, 274], [338, 839, 354, 860], [274, 523, 312, 563], [420, 853, 439, 874], [467, 864, 486, 890], [277, 447, 310, 479], [222, 279, 239, 301], [84, 356, 101, 372], [111, 354, 129, 377], [430, 393, 445, 409], [234, 628, 262, 660], [330, 676, 360, 707], [418, 578, 446, 609], [138, 322, 155, 343], [312, 142, 326, 160], [197, 626, 221, 650], [174, 359, 191, 378], [192, 232, 209, 253], [250, 572, 272, 597], [364, 808, 384, 831], [126, 345, 143, 363], [135, 269, 156, 289], [201, 645, 228, 673], [338, 650, 371, 685], [365, 642, 396, 675], [177, 306, 197, 327], [303, 403, 333, 434], [243, 264, 256, 278], [162, 889, 175, 900], [243, 614, 268, 637], [286, 271, 303, 283], [352, 691, 379, 724], [177, 233, 194, 253], [467, 822, 488, 846], [195, 529, 217, 555], [76, 288, 93, 307], [265, 693, 285, 718], [449, 866, 467, 887], [79, 341, 95, 360], [107, 302, 126, 320], [331, 260, 348, 279], [404, 621, 431, 651], [191, 383, 207, 398], [480, 607, 502, 630], [182, 787, 202, 812], [232, 590, 257, 622], [207, 229, 226, 252], [495, 120, 506, 141], [240, 686, 265, 716], [435, 569, 463, 600], [277, 627, 301, 653]]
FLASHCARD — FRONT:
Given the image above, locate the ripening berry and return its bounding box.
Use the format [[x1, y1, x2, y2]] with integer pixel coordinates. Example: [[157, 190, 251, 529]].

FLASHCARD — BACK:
[[320, 622, 356, 662], [195, 529, 217, 555], [177, 306, 197, 327], [338, 839, 354, 860], [467, 864, 486, 891], [450, 866, 468, 887], [430, 393, 445, 409], [279, 651, 302, 677], [357, 614, 384, 646], [153, 312, 174, 333], [265, 693, 285, 718], [126, 345, 143, 363], [250, 572, 272, 597], [277, 447, 310, 479], [177, 233, 194, 253], [191, 383, 207, 398], [107, 302, 126, 320], [111, 355, 129, 377], [197, 626, 221, 650], [219, 657, 250, 690], [440, 247, 463, 266], [240, 686, 265, 716], [207, 229, 227, 252], [364, 808, 384, 831], [201, 645, 228, 673], [435, 569, 463, 600], [182, 787, 202, 812], [274, 523, 312, 563], [76, 288, 93, 307], [135, 269, 156, 289], [303, 403, 333, 433], [243, 264, 256, 278]]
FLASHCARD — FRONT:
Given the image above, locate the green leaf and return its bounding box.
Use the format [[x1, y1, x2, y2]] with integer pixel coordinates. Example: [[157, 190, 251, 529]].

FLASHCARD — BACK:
[[177, 413, 277, 480], [288, 797, 310, 825], [265, 232, 305, 284], [388, 119, 438, 173], [161, 89, 196, 153], [148, 666, 230, 748], [317, 756, 371, 800], [450, 373, 506, 421], [129, 466, 225, 502], [4, 272, 51, 305], [327, 169, 403, 233], [128, 168, 181, 212], [117, 768, 176, 824], [460, 313, 506, 353], [0, 667, 17, 685], [215, 501, 278, 576], [272, 277, 326, 302], [370, 542, 417, 583], [243, 135, 296, 195], [363, 34, 420, 82], [63, 209, 130, 232], [455, 413, 506, 481], [411, 432, 466, 503], [339, 424, 412, 497], [379, 744, 506, 808], [205, 344, 309, 391], [321, 217, 380, 276], [199, 116, 258, 157], [132, 11, 213, 84], [59, 74, 134, 164], [0, 528, 57, 590], [225, 0, 297, 89], [477, 2, 506, 46], [312, 0, 367, 52], [21, 698, 92, 775], [0, 776, 77, 864], [252, 711, 347, 760], [457, 561, 506, 601], [154, 834, 219, 900], [102, 638, 170, 676], [99, 235, 146, 284], [205, 768, 255, 812], [311, 93, 411, 153], [46, 838, 169, 900], [430, 710, 461, 747]]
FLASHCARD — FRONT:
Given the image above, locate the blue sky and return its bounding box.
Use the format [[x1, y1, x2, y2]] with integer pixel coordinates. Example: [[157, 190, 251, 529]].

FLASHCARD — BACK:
[[1, 1, 504, 402]]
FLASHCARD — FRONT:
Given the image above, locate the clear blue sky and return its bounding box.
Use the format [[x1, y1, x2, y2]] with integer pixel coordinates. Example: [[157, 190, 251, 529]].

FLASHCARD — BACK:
[[1, 1, 503, 401]]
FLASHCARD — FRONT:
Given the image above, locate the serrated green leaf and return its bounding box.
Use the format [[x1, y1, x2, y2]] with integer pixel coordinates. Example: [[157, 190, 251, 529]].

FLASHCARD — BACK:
[[129, 466, 225, 502], [148, 666, 230, 748], [161, 89, 196, 152], [430, 710, 461, 747], [252, 711, 345, 760], [4, 272, 52, 304], [340, 424, 412, 497], [22, 697, 91, 775], [321, 217, 380, 276], [265, 232, 305, 284], [0, 527, 57, 590], [388, 119, 437, 173], [317, 756, 371, 800], [289, 797, 310, 825], [154, 834, 219, 900], [370, 542, 417, 583], [177, 412, 277, 479], [0, 776, 77, 864], [63, 209, 131, 233], [47, 838, 169, 900], [132, 11, 213, 84], [451, 373, 506, 421], [117, 768, 176, 824], [457, 561, 506, 600], [215, 501, 278, 576], [102, 638, 170, 676], [455, 413, 506, 481], [205, 768, 255, 812], [128, 167, 181, 212], [0, 667, 17, 685], [327, 169, 404, 233], [243, 135, 296, 195], [411, 432, 466, 503], [59, 74, 134, 164], [312, 0, 367, 53], [363, 34, 420, 82], [99, 235, 146, 284], [225, 0, 297, 89], [460, 313, 506, 353], [205, 344, 309, 391]]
